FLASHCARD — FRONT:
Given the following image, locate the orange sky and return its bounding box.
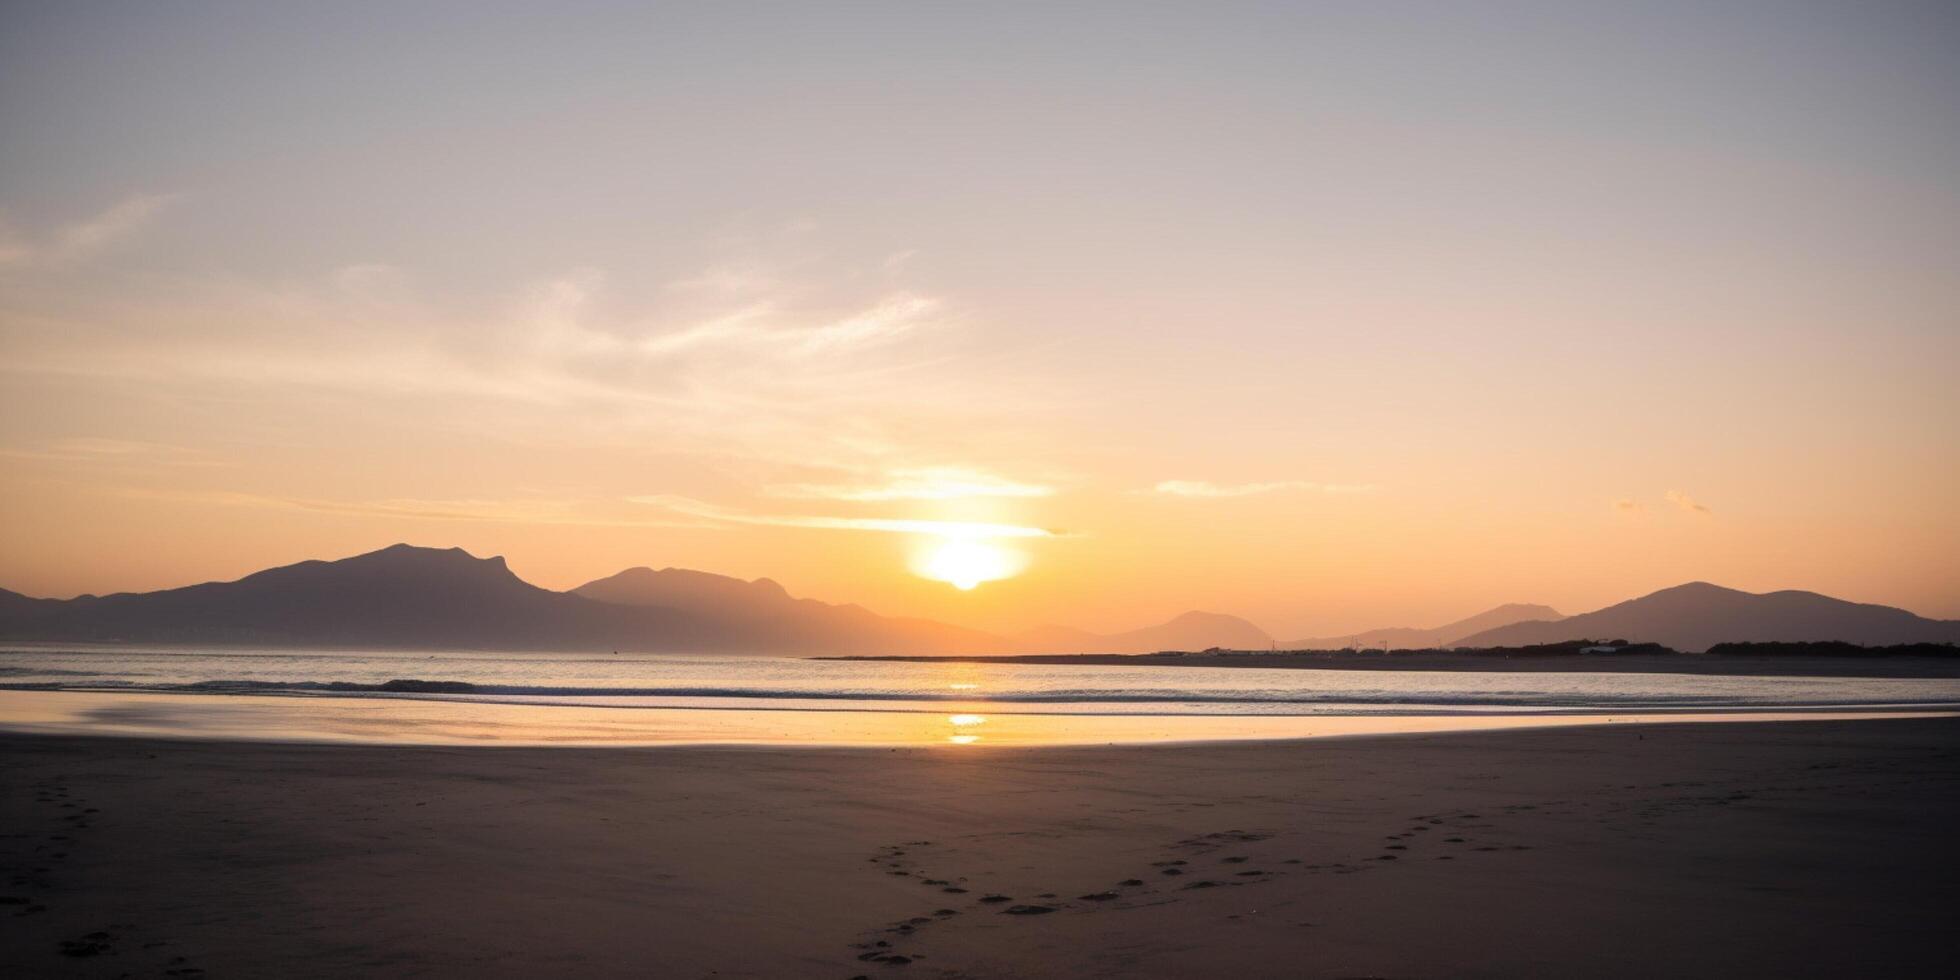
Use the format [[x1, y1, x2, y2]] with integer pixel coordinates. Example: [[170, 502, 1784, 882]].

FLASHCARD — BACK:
[[2, 3, 1956, 636]]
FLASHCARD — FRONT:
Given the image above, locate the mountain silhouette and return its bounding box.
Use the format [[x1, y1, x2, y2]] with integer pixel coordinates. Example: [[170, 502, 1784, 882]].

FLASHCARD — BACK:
[[1017, 610, 1275, 654], [570, 566, 1005, 654], [0, 546, 1282, 655], [1285, 603, 1563, 651], [6, 551, 1952, 656], [0, 544, 700, 649], [0, 545, 1031, 654], [1455, 582, 1960, 653]]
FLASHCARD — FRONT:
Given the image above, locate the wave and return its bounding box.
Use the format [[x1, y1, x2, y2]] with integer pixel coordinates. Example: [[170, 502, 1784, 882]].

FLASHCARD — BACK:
[[5, 676, 1959, 712]]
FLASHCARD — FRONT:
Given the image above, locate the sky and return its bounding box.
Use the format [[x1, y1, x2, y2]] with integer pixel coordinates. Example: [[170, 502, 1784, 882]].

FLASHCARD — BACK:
[[2, 1, 1956, 637]]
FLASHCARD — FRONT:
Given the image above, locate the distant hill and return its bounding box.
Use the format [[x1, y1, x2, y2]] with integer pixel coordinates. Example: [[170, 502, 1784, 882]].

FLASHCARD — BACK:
[[0, 545, 694, 650], [1285, 603, 1563, 651], [1455, 582, 1960, 653], [0, 545, 1272, 655], [570, 566, 1006, 654], [1017, 610, 1275, 654], [0, 545, 1017, 654], [10, 551, 1950, 657]]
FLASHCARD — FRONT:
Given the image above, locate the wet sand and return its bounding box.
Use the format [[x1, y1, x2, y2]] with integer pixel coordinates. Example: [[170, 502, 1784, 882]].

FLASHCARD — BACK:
[[4, 717, 1957, 977]]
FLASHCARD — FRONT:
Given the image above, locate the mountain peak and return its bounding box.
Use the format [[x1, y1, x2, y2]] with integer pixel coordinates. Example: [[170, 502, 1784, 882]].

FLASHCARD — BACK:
[[1649, 581, 1746, 598], [1455, 581, 1959, 652], [572, 565, 795, 611], [1019, 610, 1273, 654], [1283, 601, 1564, 650], [332, 544, 515, 577]]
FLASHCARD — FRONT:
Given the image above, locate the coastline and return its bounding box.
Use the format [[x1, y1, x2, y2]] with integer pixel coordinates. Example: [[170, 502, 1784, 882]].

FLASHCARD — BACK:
[[823, 650, 1960, 678], [5, 716, 1958, 977], [2, 688, 1951, 748]]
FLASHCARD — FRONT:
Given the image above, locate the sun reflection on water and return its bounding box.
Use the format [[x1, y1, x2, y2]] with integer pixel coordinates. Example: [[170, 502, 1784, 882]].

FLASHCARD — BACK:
[[945, 712, 988, 745]]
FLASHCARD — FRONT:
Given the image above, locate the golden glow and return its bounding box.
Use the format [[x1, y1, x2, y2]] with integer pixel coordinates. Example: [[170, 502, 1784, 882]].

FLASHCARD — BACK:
[[945, 712, 988, 745], [3, 690, 1930, 747], [1, 7, 1954, 637], [913, 538, 1022, 591]]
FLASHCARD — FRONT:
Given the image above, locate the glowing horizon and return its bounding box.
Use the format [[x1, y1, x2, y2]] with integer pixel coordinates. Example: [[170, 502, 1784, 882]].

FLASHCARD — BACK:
[[1, 3, 1954, 637]]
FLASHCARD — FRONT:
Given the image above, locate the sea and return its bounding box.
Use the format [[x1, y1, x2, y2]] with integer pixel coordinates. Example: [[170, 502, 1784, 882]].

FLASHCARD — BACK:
[[3, 644, 1956, 747]]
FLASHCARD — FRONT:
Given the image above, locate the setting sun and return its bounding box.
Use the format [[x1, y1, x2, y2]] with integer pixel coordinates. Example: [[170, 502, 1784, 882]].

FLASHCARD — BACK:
[[2, 5, 1955, 978], [915, 538, 1020, 591]]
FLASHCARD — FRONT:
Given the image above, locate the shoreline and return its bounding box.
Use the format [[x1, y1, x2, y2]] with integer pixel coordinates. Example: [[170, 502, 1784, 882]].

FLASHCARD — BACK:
[[1, 687, 1953, 748], [822, 650, 1960, 678], [5, 716, 1958, 977]]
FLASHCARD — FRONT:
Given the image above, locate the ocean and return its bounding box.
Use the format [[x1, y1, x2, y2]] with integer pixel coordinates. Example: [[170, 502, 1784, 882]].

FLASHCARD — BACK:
[[3, 645, 1956, 746]]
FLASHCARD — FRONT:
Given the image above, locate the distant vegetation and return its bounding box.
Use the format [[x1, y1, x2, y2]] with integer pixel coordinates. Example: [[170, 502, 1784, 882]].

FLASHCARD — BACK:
[[1703, 641, 1959, 658]]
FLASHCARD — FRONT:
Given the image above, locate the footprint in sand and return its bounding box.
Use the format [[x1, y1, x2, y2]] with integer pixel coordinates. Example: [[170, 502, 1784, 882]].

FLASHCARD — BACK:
[[58, 930, 115, 957], [1002, 905, 1056, 915]]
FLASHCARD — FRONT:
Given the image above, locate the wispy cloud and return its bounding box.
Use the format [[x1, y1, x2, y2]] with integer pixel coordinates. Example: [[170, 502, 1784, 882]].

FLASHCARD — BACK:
[[1150, 479, 1374, 498], [629, 494, 1057, 539], [1613, 498, 1644, 513], [0, 193, 178, 268], [0, 258, 992, 464], [0, 438, 221, 468], [122, 489, 715, 529], [631, 292, 941, 359], [766, 466, 1054, 502], [1665, 489, 1711, 514]]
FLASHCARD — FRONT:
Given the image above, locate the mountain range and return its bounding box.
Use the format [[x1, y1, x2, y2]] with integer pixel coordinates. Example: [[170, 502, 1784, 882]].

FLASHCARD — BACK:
[[1450, 582, 1960, 653], [1, 544, 1954, 654], [1016, 611, 1275, 654], [1284, 603, 1564, 651]]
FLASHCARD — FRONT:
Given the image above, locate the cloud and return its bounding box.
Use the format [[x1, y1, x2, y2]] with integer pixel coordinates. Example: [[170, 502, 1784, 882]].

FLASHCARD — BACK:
[[1150, 479, 1375, 498], [882, 249, 919, 273], [0, 236, 1065, 516], [629, 494, 1057, 539], [0, 258, 992, 459], [0, 193, 179, 268], [765, 466, 1054, 502], [0, 438, 221, 468], [1665, 490, 1711, 514], [1613, 498, 1644, 512], [631, 292, 941, 359], [122, 489, 716, 529]]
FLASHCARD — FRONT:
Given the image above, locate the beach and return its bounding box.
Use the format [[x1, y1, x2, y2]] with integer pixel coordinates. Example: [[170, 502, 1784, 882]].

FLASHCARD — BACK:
[[5, 716, 1957, 978]]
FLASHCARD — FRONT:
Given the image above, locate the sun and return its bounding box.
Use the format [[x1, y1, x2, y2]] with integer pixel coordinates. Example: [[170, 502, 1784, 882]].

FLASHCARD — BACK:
[[915, 538, 1019, 591]]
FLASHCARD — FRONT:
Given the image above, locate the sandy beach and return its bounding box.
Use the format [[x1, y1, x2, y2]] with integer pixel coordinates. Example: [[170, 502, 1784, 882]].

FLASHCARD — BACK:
[[4, 716, 1957, 978]]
